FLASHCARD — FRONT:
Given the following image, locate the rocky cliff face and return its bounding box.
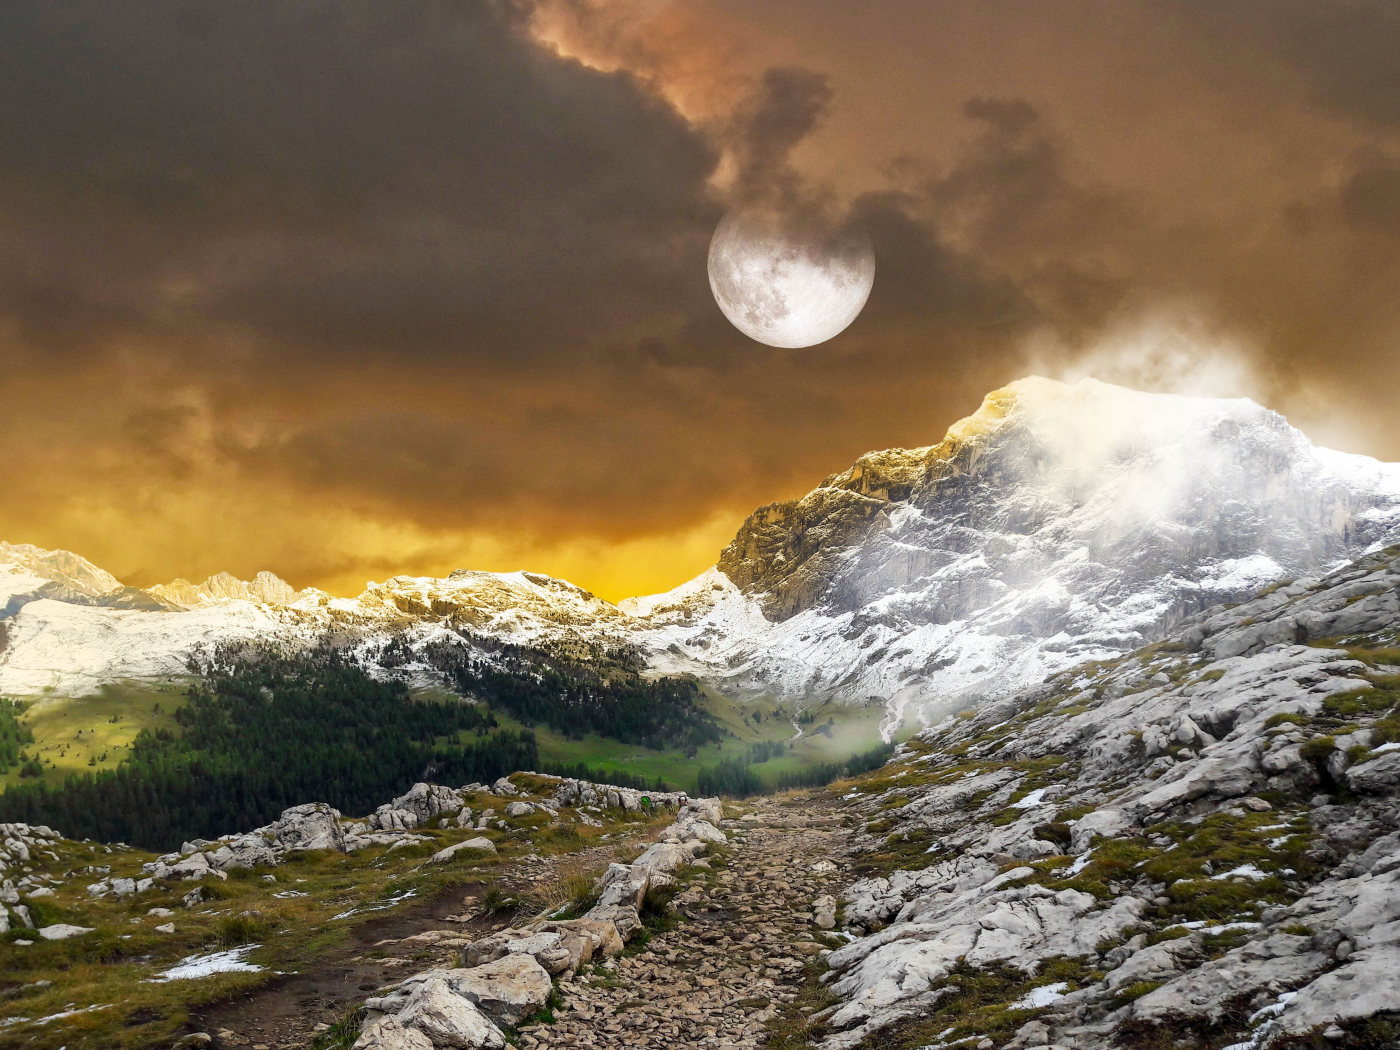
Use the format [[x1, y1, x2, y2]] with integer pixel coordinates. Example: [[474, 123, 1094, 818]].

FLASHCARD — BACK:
[[150, 570, 308, 610], [721, 377, 1394, 627], [0, 541, 171, 618], [655, 377, 1400, 726]]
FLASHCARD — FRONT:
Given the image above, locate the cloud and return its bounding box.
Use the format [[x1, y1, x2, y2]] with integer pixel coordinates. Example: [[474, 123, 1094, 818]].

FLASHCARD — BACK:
[[4, 0, 1400, 600]]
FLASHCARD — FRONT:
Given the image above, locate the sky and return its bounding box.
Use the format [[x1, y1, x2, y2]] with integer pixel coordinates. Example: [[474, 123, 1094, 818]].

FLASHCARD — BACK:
[[2, 0, 1400, 602]]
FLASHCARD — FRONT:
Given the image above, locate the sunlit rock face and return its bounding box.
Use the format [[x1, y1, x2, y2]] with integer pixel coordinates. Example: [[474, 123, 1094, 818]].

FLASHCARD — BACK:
[[681, 377, 1400, 725]]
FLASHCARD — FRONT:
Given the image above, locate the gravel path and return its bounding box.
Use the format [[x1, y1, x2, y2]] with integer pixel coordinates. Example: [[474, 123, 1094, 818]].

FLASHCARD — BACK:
[[516, 796, 850, 1050]]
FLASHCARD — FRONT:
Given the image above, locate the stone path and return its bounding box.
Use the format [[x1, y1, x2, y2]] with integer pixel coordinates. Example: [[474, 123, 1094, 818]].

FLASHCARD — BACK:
[[515, 796, 849, 1050]]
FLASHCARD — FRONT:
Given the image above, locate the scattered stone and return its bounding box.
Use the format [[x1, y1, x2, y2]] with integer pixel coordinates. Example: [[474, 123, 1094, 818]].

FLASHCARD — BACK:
[[430, 838, 498, 864], [37, 923, 95, 941]]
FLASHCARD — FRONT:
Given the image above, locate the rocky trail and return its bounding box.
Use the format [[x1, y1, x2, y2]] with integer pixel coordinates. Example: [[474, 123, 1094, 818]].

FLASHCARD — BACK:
[[509, 797, 849, 1050], [189, 795, 855, 1050]]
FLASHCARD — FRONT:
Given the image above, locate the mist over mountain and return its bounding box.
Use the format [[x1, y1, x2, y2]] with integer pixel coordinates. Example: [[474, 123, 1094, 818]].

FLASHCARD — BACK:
[[3, 377, 1399, 733]]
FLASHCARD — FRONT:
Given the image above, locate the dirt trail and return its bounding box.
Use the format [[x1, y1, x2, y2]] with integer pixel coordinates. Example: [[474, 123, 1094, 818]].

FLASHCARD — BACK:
[[193, 797, 853, 1050], [516, 795, 851, 1050]]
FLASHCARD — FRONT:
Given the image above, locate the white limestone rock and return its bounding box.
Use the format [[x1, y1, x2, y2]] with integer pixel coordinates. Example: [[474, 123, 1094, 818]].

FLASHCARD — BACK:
[[37, 923, 95, 941], [395, 978, 506, 1048], [353, 1015, 435, 1050], [390, 783, 465, 825], [429, 838, 497, 864], [266, 802, 347, 852], [442, 955, 553, 1026], [1131, 934, 1328, 1025]]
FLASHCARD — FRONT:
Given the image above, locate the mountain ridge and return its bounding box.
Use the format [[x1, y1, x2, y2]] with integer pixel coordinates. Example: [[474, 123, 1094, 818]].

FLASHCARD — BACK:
[[4, 377, 1400, 734]]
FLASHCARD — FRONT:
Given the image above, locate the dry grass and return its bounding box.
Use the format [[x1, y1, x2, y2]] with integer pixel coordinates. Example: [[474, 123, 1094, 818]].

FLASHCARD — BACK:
[[524, 854, 610, 919], [0, 779, 678, 1049]]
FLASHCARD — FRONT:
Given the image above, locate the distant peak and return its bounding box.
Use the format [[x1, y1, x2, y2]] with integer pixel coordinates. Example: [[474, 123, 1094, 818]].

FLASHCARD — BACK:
[[149, 570, 304, 610]]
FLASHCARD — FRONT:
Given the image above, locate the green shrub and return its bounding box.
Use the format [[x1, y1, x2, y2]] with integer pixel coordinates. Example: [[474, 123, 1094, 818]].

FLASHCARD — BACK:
[[1115, 980, 1162, 1003]]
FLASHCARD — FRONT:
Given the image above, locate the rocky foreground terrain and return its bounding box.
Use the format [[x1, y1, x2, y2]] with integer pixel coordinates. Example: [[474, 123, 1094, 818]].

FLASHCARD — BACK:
[[7, 544, 1400, 1048], [322, 541, 1400, 1050]]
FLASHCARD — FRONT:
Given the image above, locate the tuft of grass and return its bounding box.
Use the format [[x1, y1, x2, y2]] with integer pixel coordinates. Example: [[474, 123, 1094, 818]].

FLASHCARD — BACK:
[[764, 958, 840, 1050], [834, 960, 1099, 1050], [638, 883, 681, 933], [218, 915, 267, 948], [480, 882, 522, 916], [307, 1007, 367, 1050], [1115, 980, 1162, 1003], [529, 858, 605, 919]]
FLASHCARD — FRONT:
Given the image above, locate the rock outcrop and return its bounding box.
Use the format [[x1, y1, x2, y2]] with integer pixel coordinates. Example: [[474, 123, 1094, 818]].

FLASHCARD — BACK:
[[816, 542, 1400, 1048]]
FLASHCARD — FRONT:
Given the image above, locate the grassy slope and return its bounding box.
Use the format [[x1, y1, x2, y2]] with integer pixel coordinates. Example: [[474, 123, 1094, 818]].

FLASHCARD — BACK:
[[464, 686, 903, 792], [2, 677, 907, 798], [1, 682, 188, 791], [0, 778, 674, 1048]]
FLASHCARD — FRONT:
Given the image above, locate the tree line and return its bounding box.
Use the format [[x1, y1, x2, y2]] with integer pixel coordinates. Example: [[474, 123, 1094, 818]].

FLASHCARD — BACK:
[[0, 646, 538, 850], [424, 637, 723, 754], [696, 741, 896, 797]]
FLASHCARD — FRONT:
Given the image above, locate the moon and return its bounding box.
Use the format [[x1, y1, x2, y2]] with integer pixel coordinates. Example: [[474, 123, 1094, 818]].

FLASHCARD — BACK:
[[707, 210, 875, 348]]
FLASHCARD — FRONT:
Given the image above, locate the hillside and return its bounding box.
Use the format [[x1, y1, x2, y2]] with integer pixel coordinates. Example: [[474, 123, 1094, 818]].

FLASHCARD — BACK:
[[5, 541, 1400, 1048]]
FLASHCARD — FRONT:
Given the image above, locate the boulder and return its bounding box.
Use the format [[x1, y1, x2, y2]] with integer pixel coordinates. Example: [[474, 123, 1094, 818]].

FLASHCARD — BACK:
[[582, 903, 641, 940], [1278, 944, 1400, 1034], [207, 835, 277, 871], [1346, 751, 1400, 794], [503, 801, 535, 819], [372, 807, 421, 832], [463, 930, 572, 975], [446, 955, 552, 1026], [37, 923, 95, 940], [1133, 934, 1330, 1026], [1068, 809, 1132, 853], [594, 863, 649, 909], [677, 798, 723, 824], [490, 778, 518, 796], [537, 917, 624, 969], [813, 895, 837, 929], [396, 978, 506, 1048], [429, 838, 497, 864], [1009, 839, 1062, 861], [354, 1016, 435, 1050], [267, 803, 347, 852], [659, 818, 726, 845], [170, 851, 212, 878], [390, 784, 464, 825]]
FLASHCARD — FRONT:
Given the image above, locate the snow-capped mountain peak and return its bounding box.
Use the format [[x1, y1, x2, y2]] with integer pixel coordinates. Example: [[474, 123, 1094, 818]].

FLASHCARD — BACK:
[[4, 376, 1400, 733], [150, 570, 310, 610]]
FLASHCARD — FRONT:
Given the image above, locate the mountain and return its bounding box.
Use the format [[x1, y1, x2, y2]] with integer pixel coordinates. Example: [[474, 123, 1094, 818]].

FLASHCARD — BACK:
[[3, 377, 1400, 730], [657, 376, 1400, 728], [0, 541, 172, 618]]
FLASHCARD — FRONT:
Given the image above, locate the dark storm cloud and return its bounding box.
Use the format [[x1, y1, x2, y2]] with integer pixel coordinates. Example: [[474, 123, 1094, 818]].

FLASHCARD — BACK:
[[0, 1, 1041, 547], [1252, 0, 1400, 128], [0, 0, 719, 362], [727, 67, 834, 210], [8, 0, 1400, 598]]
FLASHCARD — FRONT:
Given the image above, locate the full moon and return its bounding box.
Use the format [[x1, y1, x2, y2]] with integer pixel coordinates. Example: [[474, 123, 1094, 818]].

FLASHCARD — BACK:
[[707, 210, 875, 348]]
